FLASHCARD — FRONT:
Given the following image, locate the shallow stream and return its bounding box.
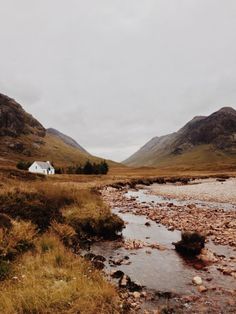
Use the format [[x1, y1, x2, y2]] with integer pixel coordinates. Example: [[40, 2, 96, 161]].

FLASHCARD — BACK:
[[91, 188, 236, 295]]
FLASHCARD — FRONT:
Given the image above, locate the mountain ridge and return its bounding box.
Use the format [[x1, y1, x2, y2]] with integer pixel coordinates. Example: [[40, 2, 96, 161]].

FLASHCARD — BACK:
[[0, 93, 112, 167], [47, 128, 89, 154], [123, 107, 236, 170]]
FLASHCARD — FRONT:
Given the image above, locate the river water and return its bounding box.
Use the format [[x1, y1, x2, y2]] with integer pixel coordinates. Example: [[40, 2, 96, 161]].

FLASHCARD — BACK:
[[91, 188, 236, 296]]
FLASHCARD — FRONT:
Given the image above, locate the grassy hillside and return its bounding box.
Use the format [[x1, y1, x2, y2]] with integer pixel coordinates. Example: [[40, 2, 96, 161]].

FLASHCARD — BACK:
[[149, 144, 236, 171], [124, 107, 236, 171], [0, 132, 120, 169]]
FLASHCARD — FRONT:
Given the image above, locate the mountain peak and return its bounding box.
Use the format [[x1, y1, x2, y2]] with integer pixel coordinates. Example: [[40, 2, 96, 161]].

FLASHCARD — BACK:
[[124, 106, 236, 168], [217, 106, 236, 115]]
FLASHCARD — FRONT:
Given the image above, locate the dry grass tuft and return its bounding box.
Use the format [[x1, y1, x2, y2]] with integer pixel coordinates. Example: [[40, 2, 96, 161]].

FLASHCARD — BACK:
[[50, 221, 76, 246], [62, 189, 124, 239], [0, 219, 37, 259], [0, 233, 119, 314]]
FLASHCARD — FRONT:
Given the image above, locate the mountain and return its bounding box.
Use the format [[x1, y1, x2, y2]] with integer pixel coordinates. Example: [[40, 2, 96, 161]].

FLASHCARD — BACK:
[[0, 93, 109, 167], [123, 107, 236, 170], [47, 128, 89, 154], [0, 93, 45, 137]]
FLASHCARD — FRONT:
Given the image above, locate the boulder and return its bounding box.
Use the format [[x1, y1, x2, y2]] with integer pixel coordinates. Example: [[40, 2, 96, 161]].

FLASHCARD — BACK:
[[173, 232, 205, 256]]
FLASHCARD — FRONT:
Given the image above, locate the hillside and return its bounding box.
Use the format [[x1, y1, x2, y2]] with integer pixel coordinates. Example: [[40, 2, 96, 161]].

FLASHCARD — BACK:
[[124, 107, 236, 171], [0, 93, 114, 167], [47, 128, 89, 154]]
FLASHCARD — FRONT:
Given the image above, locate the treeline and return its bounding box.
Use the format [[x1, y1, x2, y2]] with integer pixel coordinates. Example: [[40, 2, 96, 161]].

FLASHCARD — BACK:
[[16, 160, 109, 175], [55, 161, 109, 175]]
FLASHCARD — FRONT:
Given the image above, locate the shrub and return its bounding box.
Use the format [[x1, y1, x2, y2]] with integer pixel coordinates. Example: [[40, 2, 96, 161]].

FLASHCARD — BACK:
[[0, 185, 74, 230], [16, 161, 32, 171]]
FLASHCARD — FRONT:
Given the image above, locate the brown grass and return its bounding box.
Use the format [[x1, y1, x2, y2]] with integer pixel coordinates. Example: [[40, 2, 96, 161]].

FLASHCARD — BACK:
[[0, 233, 119, 314], [0, 219, 37, 260]]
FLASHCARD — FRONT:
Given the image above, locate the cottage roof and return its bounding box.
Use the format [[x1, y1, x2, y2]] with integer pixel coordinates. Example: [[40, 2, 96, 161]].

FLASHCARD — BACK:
[[35, 161, 54, 170]]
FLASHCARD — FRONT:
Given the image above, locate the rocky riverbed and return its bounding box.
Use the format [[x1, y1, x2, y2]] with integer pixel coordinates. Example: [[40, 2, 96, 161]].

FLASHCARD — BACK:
[[91, 178, 236, 313]]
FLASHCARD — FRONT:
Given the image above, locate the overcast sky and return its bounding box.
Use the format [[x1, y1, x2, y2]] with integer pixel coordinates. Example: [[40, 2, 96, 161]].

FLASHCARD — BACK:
[[0, 1, 236, 161]]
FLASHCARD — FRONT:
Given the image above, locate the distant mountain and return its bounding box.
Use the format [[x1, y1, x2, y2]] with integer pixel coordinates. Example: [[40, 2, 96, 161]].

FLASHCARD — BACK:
[[47, 128, 89, 154], [0, 93, 112, 167], [123, 107, 236, 170]]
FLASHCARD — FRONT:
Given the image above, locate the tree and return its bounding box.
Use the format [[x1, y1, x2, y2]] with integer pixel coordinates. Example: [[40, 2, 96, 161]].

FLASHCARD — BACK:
[[99, 161, 109, 175], [83, 161, 94, 175]]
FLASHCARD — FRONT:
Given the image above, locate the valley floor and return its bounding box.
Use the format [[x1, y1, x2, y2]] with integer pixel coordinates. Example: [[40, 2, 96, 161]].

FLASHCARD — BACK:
[[0, 167, 235, 313]]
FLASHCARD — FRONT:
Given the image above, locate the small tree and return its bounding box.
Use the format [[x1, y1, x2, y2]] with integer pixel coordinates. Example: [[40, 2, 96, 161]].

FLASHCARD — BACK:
[[99, 161, 109, 175], [83, 161, 94, 175]]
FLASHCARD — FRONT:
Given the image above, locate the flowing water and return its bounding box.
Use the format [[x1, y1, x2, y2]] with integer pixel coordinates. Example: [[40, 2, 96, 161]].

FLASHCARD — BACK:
[[91, 188, 236, 295]]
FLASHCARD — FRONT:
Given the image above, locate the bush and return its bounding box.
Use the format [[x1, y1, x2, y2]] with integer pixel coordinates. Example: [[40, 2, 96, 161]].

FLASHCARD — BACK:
[[0, 185, 74, 230], [173, 231, 205, 256], [16, 161, 32, 171]]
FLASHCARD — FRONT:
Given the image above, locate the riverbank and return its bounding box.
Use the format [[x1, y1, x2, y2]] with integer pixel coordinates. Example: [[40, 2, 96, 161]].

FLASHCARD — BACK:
[[148, 178, 236, 205], [0, 169, 236, 313], [98, 179, 236, 313]]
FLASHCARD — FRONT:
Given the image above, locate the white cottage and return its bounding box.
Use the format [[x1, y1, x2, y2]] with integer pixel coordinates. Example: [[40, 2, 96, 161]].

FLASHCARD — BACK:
[[29, 161, 55, 175]]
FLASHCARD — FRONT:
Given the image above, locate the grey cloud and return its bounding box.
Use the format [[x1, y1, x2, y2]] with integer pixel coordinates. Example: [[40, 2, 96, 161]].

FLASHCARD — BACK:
[[0, 0, 236, 161]]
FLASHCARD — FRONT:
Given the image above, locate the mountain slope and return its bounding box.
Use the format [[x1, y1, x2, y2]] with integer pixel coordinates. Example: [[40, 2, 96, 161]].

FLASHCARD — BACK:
[[124, 107, 236, 170], [47, 128, 89, 154], [0, 93, 111, 167]]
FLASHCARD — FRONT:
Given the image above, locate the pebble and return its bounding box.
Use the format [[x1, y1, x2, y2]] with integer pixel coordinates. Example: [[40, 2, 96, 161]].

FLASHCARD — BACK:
[[198, 285, 208, 293], [192, 276, 203, 285], [133, 291, 141, 299]]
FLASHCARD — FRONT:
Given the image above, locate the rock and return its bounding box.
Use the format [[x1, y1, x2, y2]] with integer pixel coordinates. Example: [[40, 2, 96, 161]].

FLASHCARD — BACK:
[[192, 276, 203, 285], [198, 248, 218, 264], [141, 291, 147, 298], [173, 232, 205, 256], [111, 270, 124, 279], [129, 281, 143, 292], [145, 222, 151, 227], [133, 292, 141, 299], [198, 285, 208, 293], [119, 275, 131, 288], [93, 255, 106, 263]]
